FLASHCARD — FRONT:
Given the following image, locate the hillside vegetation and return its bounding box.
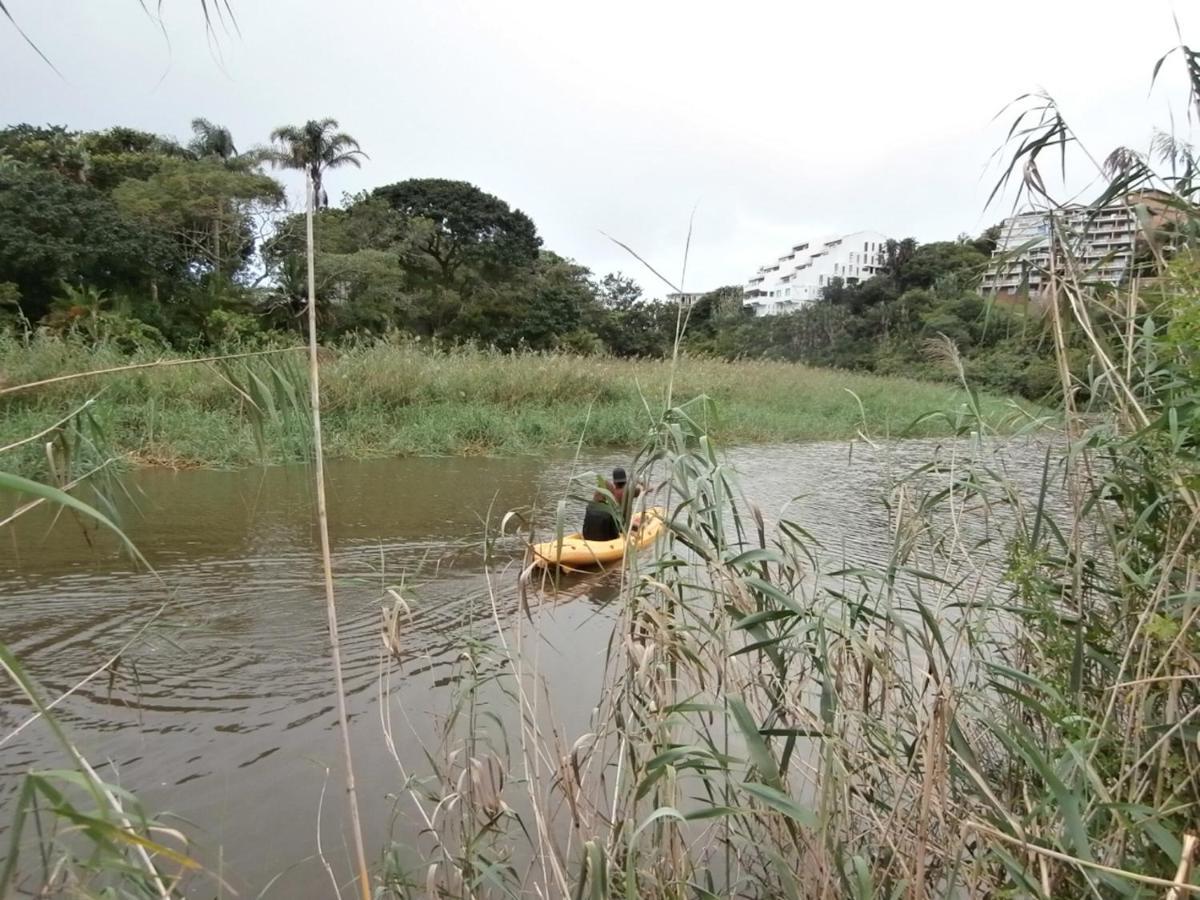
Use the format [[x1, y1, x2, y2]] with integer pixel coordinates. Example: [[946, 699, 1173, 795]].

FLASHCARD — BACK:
[[0, 120, 1059, 405]]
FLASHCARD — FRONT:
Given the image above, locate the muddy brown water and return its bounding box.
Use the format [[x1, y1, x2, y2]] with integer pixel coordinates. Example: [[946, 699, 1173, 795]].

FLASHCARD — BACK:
[[0, 440, 1056, 897]]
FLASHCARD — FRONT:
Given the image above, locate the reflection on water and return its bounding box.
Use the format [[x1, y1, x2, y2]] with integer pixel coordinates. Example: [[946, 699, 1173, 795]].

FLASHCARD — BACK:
[[0, 439, 1055, 897]]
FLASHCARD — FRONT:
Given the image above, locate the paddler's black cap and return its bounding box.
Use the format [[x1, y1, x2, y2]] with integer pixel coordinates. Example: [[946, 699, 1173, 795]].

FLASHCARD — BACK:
[[612, 467, 628, 486]]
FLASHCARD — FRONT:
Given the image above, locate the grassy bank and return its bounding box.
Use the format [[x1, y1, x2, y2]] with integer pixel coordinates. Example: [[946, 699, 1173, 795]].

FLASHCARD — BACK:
[[0, 336, 1032, 478]]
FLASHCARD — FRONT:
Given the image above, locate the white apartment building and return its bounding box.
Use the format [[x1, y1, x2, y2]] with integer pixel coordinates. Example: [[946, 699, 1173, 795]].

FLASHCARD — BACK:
[[980, 193, 1167, 295], [744, 230, 891, 316]]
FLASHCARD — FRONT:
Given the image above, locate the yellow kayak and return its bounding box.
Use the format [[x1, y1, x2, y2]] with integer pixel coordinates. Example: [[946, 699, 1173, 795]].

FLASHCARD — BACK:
[[531, 507, 665, 568]]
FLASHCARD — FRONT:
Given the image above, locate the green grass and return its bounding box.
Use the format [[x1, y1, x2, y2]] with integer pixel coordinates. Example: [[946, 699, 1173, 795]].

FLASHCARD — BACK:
[[0, 335, 1036, 478]]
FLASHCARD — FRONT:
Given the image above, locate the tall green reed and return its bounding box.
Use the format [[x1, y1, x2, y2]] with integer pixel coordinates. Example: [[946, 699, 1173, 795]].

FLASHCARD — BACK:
[[0, 332, 1031, 479]]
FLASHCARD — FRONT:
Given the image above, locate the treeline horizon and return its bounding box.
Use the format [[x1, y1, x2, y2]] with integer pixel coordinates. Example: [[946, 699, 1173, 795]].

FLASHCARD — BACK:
[[0, 119, 1060, 399]]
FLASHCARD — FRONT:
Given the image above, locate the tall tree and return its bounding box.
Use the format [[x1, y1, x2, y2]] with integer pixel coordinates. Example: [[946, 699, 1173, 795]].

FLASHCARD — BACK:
[[687, 285, 749, 340], [595, 272, 643, 309], [77, 127, 190, 192], [372, 178, 542, 291], [264, 118, 374, 900], [113, 158, 284, 282], [883, 237, 918, 280], [0, 161, 173, 320], [0, 125, 87, 182], [188, 117, 238, 162], [267, 118, 365, 208], [897, 241, 988, 292]]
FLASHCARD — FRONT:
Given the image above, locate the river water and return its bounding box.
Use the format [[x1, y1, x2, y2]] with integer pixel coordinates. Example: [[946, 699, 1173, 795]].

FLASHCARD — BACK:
[[0, 440, 1055, 896]]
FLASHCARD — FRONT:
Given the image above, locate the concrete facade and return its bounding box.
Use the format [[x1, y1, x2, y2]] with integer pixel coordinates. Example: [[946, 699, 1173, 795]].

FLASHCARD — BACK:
[[979, 192, 1174, 296], [745, 230, 890, 315]]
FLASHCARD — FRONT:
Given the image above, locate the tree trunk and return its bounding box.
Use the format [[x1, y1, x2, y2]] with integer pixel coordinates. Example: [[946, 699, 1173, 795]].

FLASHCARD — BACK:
[[213, 206, 221, 283]]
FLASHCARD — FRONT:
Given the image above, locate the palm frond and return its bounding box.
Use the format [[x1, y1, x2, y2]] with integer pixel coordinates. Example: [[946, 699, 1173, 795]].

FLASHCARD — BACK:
[[268, 119, 365, 203], [0, 0, 63, 76], [987, 92, 1076, 211]]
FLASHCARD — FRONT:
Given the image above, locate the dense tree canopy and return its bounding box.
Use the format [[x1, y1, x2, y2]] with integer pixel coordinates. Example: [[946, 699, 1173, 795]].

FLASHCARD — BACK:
[[262, 181, 563, 344], [114, 158, 284, 281], [372, 178, 542, 290], [76, 127, 191, 192], [897, 240, 989, 293], [0, 125, 90, 182], [0, 161, 172, 320], [0, 121, 283, 336]]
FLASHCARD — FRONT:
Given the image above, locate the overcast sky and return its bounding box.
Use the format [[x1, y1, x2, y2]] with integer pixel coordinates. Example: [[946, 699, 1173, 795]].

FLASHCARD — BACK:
[[2, 1, 1196, 294]]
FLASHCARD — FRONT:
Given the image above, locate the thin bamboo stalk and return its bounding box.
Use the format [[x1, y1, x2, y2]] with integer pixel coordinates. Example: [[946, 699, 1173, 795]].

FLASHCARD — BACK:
[[303, 170, 372, 900]]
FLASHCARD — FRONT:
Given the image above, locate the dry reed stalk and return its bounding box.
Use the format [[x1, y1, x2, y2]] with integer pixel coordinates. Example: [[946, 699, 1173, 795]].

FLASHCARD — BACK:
[[303, 171, 371, 900], [1167, 834, 1199, 900], [1045, 231, 1078, 436], [0, 601, 166, 749], [76, 753, 177, 899], [315, 768, 345, 900], [375, 599, 454, 876], [970, 821, 1200, 895], [0, 398, 96, 454], [0, 346, 303, 397], [483, 563, 572, 896], [911, 691, 949, 900]]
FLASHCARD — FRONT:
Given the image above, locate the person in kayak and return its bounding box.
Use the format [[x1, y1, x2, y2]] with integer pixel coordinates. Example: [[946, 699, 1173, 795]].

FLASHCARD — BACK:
[[582, 467, 642, 541]]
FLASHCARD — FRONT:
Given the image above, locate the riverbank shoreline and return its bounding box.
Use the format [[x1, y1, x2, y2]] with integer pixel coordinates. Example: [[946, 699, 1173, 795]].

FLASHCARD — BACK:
[[1, 337, 1039, 479]]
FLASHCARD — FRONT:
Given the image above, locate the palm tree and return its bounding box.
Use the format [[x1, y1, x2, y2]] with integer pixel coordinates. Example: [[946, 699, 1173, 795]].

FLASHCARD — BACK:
[[188, 117, 238, 162], [266, 118, 372, 900], [267, 118, 366, 208]]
